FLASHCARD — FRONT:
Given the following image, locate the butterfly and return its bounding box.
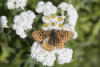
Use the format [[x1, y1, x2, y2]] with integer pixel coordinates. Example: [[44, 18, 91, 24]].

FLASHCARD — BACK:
[[32, 29, 74, 51]]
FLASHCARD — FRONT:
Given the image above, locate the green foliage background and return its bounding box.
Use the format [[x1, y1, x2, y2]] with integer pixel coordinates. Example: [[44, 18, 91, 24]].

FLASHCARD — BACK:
[[0, 0, 100, 67]]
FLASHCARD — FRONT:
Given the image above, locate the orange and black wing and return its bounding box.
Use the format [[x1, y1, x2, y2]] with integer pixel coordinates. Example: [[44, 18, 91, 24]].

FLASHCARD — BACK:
[[41, 40, 54, 51], [32, 30, 49, 42], [56, 30, 74, 49]]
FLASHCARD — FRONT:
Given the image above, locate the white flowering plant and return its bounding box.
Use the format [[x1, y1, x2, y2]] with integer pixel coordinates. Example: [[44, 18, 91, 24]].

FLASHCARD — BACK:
[[0, 0, 78, 67], [0, 0, 99, 67]]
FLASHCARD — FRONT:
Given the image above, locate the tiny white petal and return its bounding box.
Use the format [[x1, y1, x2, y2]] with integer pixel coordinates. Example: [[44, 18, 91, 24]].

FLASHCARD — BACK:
[[0, 16, 8, 28], [58, 2, 68, 11], [73, 31, 78, 39], [36, 1, 45, 13]]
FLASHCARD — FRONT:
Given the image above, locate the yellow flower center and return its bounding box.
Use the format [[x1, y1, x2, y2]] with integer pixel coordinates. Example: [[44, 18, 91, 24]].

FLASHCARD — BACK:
[[51, 14, 56, 18], [59, 24, 63, 28], [44, 23, 49, 28], [45, 16, 50, 19], [51, 22, 55, 27], [58, 17, 63, 21]]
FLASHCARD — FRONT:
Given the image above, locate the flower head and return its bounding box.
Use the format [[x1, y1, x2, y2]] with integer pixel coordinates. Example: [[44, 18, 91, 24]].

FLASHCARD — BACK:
[[13, 10, 36, 38], [31, 42, 73, 66], [7, 0, 27, 9], [36, 1, 57, 16], [0, 16, 8, 28], [31, 1, 78, 66], [58, 2, 68, 11], [42, 15, 65, 30]]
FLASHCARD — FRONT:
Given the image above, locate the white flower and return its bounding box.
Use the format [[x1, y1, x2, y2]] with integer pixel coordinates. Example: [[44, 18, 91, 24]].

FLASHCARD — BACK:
[[50, 22, 57, 30], [7, 0, 27, 9], [31, 1, 78, 66], [42, 16, 50, 23], [36, 1, 57, 16], [45, 1, 53, 6], [73, 31, 78, 39], [56, 48, 73, 64], [56, 16, 65, 23], [66, 4, 78, 26], [7, 0, 15, 9], [15, 0, 27, 9], [58, 2, 68, 11], [13, 10, 36, 38], [42, 23, 50, 31], [63, 24, 74, 31], [36, 1, 45, 13], [0, 16, 8, 28], [31, 42, 56, 66], [43, 4, 57, 16], [42, 15, 65, 30], [58, 2, 78, 27], [31, 42, 73, 66], [56, 23, 64, 30], [42, 54, 56, 66]]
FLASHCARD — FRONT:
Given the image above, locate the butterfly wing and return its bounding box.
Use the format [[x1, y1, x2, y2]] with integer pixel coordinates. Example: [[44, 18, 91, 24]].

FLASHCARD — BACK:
[[56, 30, 74, 42], [41, 40, 54, 51], [32, 30, 49, 42], [32, 30, 74, 50], [56, 42, 64, 49], [56, 30, 74, 49]]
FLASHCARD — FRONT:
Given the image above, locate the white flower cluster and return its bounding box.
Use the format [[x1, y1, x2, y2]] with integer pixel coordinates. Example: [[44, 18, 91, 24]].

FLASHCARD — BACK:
[[31, 42, 73, 66], [57, 48, 73, 64], [0, 16, 8, 28], [58, 2, 78, 38], [13, 10, 36, 38], [36, 1, 78, 39], [36, 1, 57, 16], [7, 0, 27, 9], [30, 1, 78, 66], [42, 14, 65, 30]]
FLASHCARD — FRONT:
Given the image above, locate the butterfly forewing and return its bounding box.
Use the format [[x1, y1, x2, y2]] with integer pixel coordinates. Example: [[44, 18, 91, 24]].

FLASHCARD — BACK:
[[32, 30, 49, 42], [55, 30, 74, 49], [56, 30, 74, 43]]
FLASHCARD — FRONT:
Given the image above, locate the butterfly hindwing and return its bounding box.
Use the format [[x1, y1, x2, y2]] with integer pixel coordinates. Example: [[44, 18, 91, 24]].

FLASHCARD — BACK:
[[42, 40, 54, 51], [56, 42, 64, 49], [32, 30, 49, 42]]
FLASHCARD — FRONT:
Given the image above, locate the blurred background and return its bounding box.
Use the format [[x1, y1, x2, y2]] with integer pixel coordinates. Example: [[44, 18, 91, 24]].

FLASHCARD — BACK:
[[0, 0, 100, 67]]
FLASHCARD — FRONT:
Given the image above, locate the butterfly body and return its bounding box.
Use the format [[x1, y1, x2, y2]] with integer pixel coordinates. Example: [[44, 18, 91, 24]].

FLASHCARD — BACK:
[[48, 30, 59, 46], [32, 30, 74, 51]]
